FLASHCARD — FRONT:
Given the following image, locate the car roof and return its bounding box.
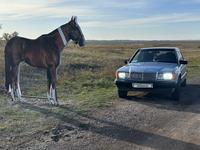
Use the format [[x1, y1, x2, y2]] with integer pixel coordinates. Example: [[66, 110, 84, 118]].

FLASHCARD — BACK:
[[139, 47, 180, 51]]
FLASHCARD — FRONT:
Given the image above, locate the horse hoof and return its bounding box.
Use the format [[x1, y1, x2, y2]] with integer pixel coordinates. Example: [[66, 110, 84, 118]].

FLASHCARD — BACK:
[[55, 102, 59, 106], [53, 102, 59, 106], [19, 98, 25, 102], [49, 99, 55, 105], [11, 97, 16, 101]]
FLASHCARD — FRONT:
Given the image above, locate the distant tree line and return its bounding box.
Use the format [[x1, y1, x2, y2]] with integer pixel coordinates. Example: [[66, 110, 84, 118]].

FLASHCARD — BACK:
[[1, 32, 19, 42], [0, 24, 19, 42]]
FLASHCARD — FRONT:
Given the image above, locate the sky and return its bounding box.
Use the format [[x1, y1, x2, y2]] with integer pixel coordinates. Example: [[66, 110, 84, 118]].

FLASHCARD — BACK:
[[1, 0, 200, 40]]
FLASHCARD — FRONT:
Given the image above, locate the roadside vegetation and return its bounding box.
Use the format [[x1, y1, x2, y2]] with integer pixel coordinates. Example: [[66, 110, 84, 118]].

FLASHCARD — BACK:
[[0, 40, 200, 148], [0, 41, 200, 111]]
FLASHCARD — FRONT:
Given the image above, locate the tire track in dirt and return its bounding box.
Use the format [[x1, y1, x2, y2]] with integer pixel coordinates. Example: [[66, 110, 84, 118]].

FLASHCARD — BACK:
[[7, 79, 200, 150]]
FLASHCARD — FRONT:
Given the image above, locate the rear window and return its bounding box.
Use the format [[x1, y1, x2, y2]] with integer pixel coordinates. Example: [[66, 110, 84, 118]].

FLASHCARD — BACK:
[[131, 49, 178, 63]]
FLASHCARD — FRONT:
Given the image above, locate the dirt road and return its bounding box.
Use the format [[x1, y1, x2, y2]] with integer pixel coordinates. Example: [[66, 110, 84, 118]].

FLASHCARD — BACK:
[[3, 78, 200, 150]]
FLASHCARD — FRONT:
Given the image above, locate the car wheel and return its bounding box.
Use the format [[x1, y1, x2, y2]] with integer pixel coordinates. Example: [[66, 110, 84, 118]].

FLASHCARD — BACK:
[[181, 79, 186, 87], [171, 78, 181, 101], [118, 90, 128, 99]]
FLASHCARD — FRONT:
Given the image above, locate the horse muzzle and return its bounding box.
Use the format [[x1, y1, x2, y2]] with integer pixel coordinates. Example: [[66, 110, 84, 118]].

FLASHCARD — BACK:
[[79, 40, 85, 47]]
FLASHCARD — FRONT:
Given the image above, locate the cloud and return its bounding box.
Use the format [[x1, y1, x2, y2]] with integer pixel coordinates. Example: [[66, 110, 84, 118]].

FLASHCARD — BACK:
[[0, 0, 93, 21], [121, 13, 200, 25], [96, 0, 149, 9], [191, 0, 200, 3], [1, 0, 200, 40], [81, 13, 200, 28]]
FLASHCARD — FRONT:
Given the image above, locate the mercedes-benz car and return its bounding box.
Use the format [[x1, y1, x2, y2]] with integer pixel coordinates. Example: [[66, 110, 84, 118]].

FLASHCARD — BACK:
[[115, 47, 187, 101]]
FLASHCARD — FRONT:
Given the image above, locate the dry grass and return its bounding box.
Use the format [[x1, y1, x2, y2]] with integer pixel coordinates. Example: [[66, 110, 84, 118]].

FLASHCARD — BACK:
[[0, 40, 200, 148], [0, 41, 200, 108], [0, 41, 200, 107]]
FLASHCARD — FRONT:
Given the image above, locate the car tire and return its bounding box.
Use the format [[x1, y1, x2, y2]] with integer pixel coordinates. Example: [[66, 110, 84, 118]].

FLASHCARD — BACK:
[[171, 78, 181, 101], [118, 90, 128, 99], [181, 79, 186, 87]]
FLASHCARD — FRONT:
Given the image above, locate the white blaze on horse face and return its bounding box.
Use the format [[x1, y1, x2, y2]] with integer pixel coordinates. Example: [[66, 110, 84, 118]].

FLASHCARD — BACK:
[[76, 23, 84, 41], [74, 18, 85, 45]]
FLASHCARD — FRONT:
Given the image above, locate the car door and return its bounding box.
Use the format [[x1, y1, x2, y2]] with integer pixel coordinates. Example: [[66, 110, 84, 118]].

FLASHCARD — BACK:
[[177, 50, 187, 80]]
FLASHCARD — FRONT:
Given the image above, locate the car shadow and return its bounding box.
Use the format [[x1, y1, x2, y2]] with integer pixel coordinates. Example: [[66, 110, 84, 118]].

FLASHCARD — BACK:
[[18, 102, 200, 150], [125, 84, 200, 114]]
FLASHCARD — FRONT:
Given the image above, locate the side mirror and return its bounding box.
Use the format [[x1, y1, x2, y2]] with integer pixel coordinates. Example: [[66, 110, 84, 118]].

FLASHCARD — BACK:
[[124, 59, 129, 64], [179, 60, 188, 65]]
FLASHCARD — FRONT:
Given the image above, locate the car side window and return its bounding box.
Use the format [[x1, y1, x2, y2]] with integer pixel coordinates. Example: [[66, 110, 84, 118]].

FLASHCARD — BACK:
[[177, 50, 184, 60]]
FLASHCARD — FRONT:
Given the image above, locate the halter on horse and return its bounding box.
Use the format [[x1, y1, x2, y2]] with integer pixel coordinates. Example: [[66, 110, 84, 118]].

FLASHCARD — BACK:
[[4, 16, 85, 105]]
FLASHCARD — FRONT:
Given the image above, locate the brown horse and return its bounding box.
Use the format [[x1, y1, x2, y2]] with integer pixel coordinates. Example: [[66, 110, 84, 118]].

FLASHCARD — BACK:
[[4, 16, 85, 105]]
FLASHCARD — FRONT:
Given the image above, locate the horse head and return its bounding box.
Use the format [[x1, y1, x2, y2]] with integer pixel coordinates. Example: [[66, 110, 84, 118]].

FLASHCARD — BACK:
[[67, 16, 85, 47]]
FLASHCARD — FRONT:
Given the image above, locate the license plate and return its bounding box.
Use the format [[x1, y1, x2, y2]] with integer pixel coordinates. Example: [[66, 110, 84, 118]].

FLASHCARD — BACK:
[[132, 83, 153, 88]]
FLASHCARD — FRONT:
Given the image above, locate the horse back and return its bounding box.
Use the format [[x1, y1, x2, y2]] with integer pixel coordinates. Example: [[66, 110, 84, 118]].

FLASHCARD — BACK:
[[4, 36, 27, 64], [5, 36, 60, 68]]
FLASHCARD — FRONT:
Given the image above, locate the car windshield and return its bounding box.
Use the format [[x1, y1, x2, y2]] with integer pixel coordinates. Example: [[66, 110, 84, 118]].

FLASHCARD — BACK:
[[131, 49, 178, 63]]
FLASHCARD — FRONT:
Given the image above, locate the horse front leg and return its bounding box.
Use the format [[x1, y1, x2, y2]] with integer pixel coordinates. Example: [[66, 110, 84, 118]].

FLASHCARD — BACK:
[[50, 66, 59, 106], [47, 68, 54, 105], [47, 67, 59, 106]]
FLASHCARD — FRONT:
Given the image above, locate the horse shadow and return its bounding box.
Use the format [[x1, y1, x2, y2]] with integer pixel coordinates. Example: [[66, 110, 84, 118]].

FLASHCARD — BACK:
[[125, 84, 200, 114], [17, 101, 200, 150]]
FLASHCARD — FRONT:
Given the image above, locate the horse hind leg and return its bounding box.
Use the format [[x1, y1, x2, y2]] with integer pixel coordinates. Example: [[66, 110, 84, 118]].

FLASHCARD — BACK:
[[8, 66, 17, 101], [16, 64, 22, 101], [5, 52, 15, 101], [9, 84, 16, 101]]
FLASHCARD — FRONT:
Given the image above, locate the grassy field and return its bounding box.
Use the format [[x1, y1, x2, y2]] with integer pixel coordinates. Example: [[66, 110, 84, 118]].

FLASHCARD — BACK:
[[0, 40, 200, 148]]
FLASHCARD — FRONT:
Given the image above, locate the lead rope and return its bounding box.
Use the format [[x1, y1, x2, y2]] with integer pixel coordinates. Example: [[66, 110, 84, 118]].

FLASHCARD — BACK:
[[58, 27, 67, 47]]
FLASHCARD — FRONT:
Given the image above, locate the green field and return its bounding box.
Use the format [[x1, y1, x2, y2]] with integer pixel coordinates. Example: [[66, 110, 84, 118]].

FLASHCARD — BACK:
[[0, 40, 200, 148]]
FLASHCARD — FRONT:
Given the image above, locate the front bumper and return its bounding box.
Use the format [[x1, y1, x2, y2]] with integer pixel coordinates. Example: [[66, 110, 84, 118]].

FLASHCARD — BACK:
[[115, 79, 177, 91]]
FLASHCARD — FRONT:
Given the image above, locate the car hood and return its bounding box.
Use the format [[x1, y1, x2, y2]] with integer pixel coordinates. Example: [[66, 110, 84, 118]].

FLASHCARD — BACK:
[[117, 62, 178, 73]]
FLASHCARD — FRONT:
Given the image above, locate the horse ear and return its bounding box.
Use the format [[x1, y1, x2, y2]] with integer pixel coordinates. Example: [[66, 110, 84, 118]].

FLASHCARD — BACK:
[[74, 16, 78, 23], [71, 16, 74, 21], [71, 16, 77, 22]]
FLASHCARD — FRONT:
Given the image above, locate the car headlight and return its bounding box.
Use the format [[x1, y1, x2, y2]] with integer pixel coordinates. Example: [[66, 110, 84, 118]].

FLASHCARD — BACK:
[[163, 73, 173, 80], [157, 72, 176, 80], [116, 72, 128, 79]]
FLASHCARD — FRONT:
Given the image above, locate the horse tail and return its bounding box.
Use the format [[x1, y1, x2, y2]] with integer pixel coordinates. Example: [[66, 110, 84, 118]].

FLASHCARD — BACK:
[[4, 44, 12, 91]]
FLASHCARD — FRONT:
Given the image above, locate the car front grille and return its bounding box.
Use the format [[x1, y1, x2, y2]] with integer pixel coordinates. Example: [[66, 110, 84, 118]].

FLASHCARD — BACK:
[[130, 72, 156, 81]]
